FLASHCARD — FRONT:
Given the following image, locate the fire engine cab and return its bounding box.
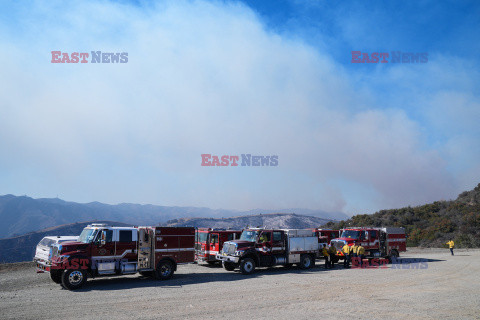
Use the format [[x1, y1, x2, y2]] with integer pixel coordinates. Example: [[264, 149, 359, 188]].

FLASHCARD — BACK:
[[195, 228, 241, 264], [330, 227, 406, 260], [36, 224, 195, 290]]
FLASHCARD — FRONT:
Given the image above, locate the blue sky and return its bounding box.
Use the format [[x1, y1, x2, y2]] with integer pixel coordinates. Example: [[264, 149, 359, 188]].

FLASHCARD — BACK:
[[0, 0, 479, 216]]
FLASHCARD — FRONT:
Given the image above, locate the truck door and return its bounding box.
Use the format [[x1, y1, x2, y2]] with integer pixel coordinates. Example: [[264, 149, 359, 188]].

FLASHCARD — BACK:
[[368, 230, 378, 249], [257, 231, 272, 254], [91, 228, 115, 258], [210, 233, 219, 256], [115, 229, 137, 262], [271, 231, 285, 254]]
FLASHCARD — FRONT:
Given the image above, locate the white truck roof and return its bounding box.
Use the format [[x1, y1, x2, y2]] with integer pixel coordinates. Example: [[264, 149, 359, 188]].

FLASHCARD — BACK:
[[86, 224, 136, 230], [282, 229, 315, 237], [380, 227, 405, 234], [43, 236, 78, 240]]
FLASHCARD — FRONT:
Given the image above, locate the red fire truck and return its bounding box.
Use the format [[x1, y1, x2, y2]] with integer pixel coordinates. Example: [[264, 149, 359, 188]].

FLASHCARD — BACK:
[[35, 224, 195, 290], [216, 228, 318, 274], [195, 228, 242, 264], [330, 227, 406, 260]]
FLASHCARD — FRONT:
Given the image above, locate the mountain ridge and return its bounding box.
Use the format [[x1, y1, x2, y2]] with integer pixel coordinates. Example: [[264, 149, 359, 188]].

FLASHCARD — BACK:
[[164, 212, 332, 229], [0, 194, 348, 239]]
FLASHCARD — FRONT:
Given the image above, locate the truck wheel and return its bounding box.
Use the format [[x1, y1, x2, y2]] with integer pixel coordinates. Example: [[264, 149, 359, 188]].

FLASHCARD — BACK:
[[155, 260, 175, 280], [61, 269, 87, 290], [298, 254, 314, 269], [223, 262, 236, 271], [50, 270, 62, 284], [239, 258, 256, 275]]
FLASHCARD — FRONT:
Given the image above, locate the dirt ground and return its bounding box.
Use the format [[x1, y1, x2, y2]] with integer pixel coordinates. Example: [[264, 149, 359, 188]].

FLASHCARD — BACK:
[[0, 247, 479, 320]]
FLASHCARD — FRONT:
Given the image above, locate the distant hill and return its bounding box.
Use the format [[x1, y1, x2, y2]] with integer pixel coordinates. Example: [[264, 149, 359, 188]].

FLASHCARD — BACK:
[[322, 183, 480, 248], [164, 213, 332, 229], [0, 194, 348, 239], [238, 208, 347, 222], [0, 221, 132, 263]]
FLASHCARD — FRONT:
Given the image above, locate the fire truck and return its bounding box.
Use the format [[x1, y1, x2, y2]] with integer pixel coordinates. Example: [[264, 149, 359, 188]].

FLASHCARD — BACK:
[[35, 224, 195, 290], [195, 228, 242, 264], [216, 228, 318, 274], [315, 229, 339, 248], [330, 227, 406, 261]]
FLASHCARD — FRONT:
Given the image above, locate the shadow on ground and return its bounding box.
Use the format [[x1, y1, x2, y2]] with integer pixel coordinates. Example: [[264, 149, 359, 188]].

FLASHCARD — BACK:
[[70, 263, 342, 292], [66, 257, 448, 292]]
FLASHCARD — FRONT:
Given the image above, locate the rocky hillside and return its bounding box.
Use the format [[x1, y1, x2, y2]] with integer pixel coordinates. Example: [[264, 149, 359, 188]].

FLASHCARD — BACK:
[[165, 213, 332, 229], [0, 221, 131, 263], [322, 183, 480, 248]]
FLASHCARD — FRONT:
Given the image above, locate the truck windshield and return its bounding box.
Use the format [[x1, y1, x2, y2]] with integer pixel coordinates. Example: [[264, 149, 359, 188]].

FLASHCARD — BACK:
[[341, 230, 360, 239], [77, 228, 99, 243], [240, 230, 259, 242], [39, 238, 56, 247], [197, 232, 209, 243]]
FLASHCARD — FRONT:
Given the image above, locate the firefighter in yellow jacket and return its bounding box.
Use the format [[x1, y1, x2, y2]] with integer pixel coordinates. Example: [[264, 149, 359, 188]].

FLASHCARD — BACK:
[[350, 242, 358, 267], [342, 244, 351, 268], [322, 244, 330, 269], [351, 242, 358, 258], [357, 244, 366, 268], [446, 239, 455, 256], [328, 245, 337, 268]]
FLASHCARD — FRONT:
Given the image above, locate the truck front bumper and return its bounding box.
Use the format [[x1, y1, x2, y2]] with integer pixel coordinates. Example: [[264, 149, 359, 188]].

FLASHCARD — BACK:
[[34, 259, 51, 273], [215, 254, 239, 264], [196, 253, 216, 263]]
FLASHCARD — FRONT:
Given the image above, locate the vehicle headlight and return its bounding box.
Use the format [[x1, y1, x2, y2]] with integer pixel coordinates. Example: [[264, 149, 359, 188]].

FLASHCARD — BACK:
[[235, 250, 243, 256]]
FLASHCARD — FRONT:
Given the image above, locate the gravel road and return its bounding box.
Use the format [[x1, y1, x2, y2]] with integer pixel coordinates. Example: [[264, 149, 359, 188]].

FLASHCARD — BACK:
[[1, 248, 479, 320]]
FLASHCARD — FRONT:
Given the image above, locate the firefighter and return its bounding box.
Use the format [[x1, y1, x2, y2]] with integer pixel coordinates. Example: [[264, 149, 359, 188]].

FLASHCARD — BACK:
[[351, 242, 358, 267], [328, 245, 337, 268], [446, 239, 455, 256], [322, 244, 330, 269], [351, 242, 358, 257], [357, 243, 365, 268], [342, 243, 351, 268], [258, 233, 271, 253], [259, 233, 267, 243]]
